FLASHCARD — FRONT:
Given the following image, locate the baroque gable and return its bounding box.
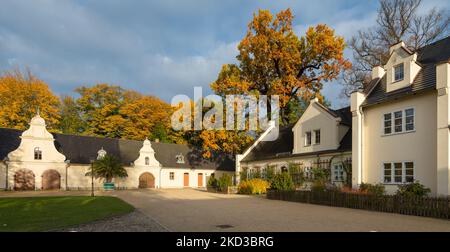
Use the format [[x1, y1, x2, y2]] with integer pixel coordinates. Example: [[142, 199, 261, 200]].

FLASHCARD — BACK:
[[7, 114, 66, 163], [133, 138, 161, 167]]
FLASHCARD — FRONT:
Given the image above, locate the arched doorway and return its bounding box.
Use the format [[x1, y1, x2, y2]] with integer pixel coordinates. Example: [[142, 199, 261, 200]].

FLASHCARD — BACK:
[[14, 169, 35, 191], [139, 172, 155, 188], [42, 169, 61, 190]]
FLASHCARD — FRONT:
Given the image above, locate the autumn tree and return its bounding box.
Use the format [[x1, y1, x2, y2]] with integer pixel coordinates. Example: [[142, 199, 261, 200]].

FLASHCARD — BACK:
[[59, 95, 85, 134], [191, 9, 349, 157], [75, 84, 129, 138], [211, 8, 350, 124], [178, 98, 255, 158], [120, 95, 176, 141], [342, 0, 450, 96], [74, 83, 184, 143], [0, 69, 60, 130]]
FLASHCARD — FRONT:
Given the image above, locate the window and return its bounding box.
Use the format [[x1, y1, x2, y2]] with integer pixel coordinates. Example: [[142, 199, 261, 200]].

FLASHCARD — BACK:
[[394, 111, 402, 133], [169, 172, 175, 180], [305, 131, 312, 146], [176, 153, 185, 164], [383, 162, 414, 184], [383, 163, 392, 183], [34, 147, 42, 160], [145, 157, 149, 165], [394, 63, 404, 82], [333, 164, 344, 182], [384, 113, 392, 134], [405, 162, 414, 183], [383, 108, 415, 135], [394, 162, 402, 183], [314, 130, 321, 145], [405, 108, 414, 131]]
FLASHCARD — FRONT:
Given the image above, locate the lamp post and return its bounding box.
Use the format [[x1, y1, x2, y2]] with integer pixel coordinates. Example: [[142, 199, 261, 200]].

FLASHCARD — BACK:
[[90, 159, 94, 197]]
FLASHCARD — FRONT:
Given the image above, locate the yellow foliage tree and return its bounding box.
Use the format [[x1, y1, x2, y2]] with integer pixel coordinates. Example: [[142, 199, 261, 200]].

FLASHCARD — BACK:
[[0, 69, 60, 131], [211, 8, 351, 124]]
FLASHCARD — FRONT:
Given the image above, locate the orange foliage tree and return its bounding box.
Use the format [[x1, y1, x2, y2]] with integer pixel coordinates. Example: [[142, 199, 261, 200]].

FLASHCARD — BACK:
[[211, 8, 351, 124], [0, 69, 61, 131]]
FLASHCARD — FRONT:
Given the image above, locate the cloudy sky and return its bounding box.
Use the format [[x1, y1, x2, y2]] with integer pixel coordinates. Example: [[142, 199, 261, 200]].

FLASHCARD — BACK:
[[0, 0, 448, 108]]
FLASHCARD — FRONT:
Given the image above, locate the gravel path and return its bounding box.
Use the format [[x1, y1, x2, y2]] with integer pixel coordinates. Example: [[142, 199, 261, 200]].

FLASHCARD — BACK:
[[56, 210, 170, 232]]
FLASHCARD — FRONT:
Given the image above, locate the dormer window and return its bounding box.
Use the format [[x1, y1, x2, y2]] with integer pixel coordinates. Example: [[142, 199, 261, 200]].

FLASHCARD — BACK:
[[393, 63, 404, 82], [34, 147, 42, 160], [176, 153, 185, 164], [145, 157, 149, 165]]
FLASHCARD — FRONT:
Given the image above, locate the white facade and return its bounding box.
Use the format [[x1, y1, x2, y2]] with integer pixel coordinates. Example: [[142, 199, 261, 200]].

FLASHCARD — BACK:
[[0, 114, 232, 191], [238, 99, 352, 187], [351, 40, 450, 196]]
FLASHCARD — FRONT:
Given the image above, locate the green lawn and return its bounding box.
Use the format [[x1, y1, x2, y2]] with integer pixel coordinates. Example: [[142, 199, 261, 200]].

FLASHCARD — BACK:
[[0, 196, 134, 232]]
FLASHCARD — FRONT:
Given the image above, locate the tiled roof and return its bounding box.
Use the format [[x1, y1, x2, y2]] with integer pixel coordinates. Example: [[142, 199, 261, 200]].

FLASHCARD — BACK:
[[242, 106, 352, 163], [0, 128, 235, 171], [363, 36, 450, 106]]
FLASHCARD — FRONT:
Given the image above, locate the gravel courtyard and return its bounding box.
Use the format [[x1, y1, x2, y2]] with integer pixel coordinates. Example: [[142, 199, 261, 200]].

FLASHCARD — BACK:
[[110, 189, 450, 232], [1, 189, 449, 232]]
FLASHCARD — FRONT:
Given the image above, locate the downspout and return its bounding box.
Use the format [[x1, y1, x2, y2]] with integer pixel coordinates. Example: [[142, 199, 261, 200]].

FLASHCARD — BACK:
[[358, 105, 365, 187]]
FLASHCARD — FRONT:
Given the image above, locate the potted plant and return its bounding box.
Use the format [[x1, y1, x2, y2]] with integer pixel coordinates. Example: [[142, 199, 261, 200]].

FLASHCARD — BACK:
[[86, 154, 128, 190]]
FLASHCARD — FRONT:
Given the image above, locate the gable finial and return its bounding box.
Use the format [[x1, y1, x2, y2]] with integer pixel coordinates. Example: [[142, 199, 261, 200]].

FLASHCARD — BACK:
[[36, 107, 40, 116]]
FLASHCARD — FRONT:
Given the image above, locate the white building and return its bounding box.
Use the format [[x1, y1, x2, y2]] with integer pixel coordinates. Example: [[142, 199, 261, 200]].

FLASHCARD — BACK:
[[236, 98, 352, 187], [351, 36, 450, 196], [0, 114, 234, 191]]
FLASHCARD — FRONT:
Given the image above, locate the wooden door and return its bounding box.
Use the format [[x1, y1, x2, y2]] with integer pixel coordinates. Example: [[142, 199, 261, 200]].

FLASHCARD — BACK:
[[183, 173, 189, 187], [197, 173, 203, 187], [139, 172, 155, 188], [42, 169, 61, 190]]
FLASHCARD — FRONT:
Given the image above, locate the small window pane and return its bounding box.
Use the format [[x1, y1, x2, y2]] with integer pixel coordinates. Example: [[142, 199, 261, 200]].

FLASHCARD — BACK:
[[305, 132, 312, 146], [394, 163, 402, 182], [394, 111, 403, 133], [405, 176, 414, 183], [405, 109, 414, 117], [384, 163, 392, 183], [384, 113, 392, 134], [394, 64, 404, 82], [405, 109, 414, 131], [314, 130, 321, 144]]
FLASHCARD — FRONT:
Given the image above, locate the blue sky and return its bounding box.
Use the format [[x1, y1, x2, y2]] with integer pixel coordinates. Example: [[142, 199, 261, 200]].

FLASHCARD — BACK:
[[0, 0, 448, 108]]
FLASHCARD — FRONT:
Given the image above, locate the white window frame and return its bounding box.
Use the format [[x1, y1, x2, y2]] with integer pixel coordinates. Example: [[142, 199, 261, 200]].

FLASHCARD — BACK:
[[34, 147, 42, 160], [382, 161, 415, 184], [305, 131, 312, 146], [332, 163, 345, 182], [382, 107, 415, 136], [393, 63, 404, 82], [145, 157, 149, 165], [313, 129, 321, 145], [169, 172, 175, 180]]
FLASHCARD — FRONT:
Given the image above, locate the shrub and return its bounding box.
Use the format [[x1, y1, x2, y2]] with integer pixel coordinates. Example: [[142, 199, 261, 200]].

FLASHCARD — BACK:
[[396, 181, 431, 197], [359, 183, 385, 196], [238, 179, 270, 195], [207, 175, 217, 188], [311, 181, 327, 192], [270, 172, 294, 191], [216, 173, 232, 192]]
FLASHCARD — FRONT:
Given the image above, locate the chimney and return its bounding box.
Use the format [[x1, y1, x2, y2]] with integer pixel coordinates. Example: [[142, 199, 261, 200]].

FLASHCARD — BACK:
[[372, 66, 385, 80]]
